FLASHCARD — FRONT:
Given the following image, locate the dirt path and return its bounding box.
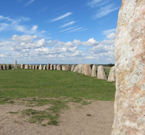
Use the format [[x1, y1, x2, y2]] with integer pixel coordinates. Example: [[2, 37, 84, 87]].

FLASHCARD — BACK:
[[0, 101, 114, 135]]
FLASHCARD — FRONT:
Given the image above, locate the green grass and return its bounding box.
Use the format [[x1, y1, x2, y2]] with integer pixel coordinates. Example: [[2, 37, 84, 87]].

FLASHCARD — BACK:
[[0, 68, 115, 125]]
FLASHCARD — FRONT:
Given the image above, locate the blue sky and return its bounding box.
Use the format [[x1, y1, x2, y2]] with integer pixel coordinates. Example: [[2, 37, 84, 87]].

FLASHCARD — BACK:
[[0, 0, 122, 64]]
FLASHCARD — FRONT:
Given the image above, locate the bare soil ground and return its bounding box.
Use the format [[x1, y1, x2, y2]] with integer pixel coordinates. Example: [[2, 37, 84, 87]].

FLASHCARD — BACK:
[[0, 101, 114, 135]]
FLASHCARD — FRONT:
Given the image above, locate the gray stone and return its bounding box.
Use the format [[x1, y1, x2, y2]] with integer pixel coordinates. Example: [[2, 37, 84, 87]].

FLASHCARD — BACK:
[[14, 61, 17, 69], [78, 64, 83, 73], [91, 65, 97, 77], [29, 65, 32, 69], [82, 64, 92, 76], [3, 65, 6, 70], [39, 64, 42, 70], [57, 65, 61, 70], [25, 64, 28, 69], [32, 65, 35, 69], [71, 65, 75, 71], [21, 63, 24, 69], [7, 64, 11, 69], [35, 65, 38, 69], [73, 65, 79, 72], [0, 65, 3, 70], [43, 65, 46, 70], [62, 65, 65, 71], [108, 66, 115, 82], [97, 65, 107, 80], [53, 65, 57, 70], [50, 64, 53, 70], [47, 63, 50, 70], [65, 64, 71, 71]]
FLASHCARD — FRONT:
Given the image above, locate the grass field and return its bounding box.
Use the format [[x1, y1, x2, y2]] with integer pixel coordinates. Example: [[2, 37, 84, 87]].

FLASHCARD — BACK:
[[0, 68, 115, 125]]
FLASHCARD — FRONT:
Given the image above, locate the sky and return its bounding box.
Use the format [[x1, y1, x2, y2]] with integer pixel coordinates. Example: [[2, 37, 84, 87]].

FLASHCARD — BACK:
[[0, 0, 122, 64]]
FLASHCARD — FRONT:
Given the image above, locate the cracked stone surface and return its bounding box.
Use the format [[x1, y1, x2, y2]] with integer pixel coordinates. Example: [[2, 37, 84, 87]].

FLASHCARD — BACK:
[[112, 0, 145, 134]]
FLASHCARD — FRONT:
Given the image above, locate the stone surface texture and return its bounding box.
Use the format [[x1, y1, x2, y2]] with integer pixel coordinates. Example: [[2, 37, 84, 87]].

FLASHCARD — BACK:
[[7, 64, 11, 69], [71, 65, 75, 71], [57, 65, 61, 70], [0, 65, 3, 70], [82, 64, 92, 76], [65, 64, 71, 71], [108, 66, 115, 82], [97, 65, 107, 80], [29, 65, 32, 69], [14, 61, 17, 69], [50, 64, 53, 70], [62, 65, 65, 71], [35, 65, 38, 69], [39, 65, 42, 70], [78, 64, 83, 73], [24, 64, 28, 69], [53, 65, 57, 70], [43, 65, 46, 70], [3, 65, 6, 70], [73, 65, 79, 72], [47, 64, 50, 70], [111, 1, 145, 134], [21, 64, 24, 69], [32, 65, 35, 69], [91, 65, 97, 77]]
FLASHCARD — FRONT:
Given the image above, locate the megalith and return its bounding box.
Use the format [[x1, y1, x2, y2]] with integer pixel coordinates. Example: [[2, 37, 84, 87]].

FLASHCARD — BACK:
[[7, 64, 11, 69], [82, 64, 92, 76], [73, 65, 79, 72], [14, 61, 17, 69], [53, 65, 57, 70], [57, 65, 61, 70], [0, 65, 3, 70], [111, 1, 145, 134], [25, 64, 28, 69], [43, 65, 46, 70], [35, 65, 38, 69], [50, 64, 53, 70], [91, 65, 97, 77], [47, 63, 50, 70], [97, 65, 107, 80], [29, 65, 32, 69], [71, 64, 75, 71], [39, 64, 42, 70], [65, 64, 71, 71], [32, 65, 35, 69], [3, 65, 6, 70], [21, 63, 24, 69], [62, 65, 65, 71], [78, 64, 83, 73], [108, 66, 115, 82]]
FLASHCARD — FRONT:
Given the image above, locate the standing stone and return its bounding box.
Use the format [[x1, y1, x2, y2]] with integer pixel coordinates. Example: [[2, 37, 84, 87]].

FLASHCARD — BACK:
[[47, 63, 50, 70], [29, 65, 32, 69], [111, 1, 145, 134], [3, 65, 6, 70], [25, 64, 28, 69], [91, 65, 97, 77], [43, 65, 46, 70], [62, 65, 65, 71], [73, 65, 79, 72], [57, 65, 61, 70], [32, 65, 35, 69], [108, 66, 115, 82], [97, 65, 107, 80], [21, 63, 24, 69], [65, 64, 71, 71], [14, 61, 17, 69], [78, 64, 83, 73], [39, 64, 42, 70], [35, 65, 38, 69], [0, 65, 3, 70], [7, 64, 11, 69], [71, 64, 75, 71], [82, 64, 92, 76], [50, 64, 53, 70], [53, 65, 57, 70]]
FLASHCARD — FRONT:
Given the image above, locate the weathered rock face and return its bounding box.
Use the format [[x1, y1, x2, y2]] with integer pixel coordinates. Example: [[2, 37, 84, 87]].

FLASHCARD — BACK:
[[43, 65, 46, 70], [65, 64, 71, 71], [25, 64, 28, 69], [14, 61, 17, 69], [97, 65, 107, 80], [21, 63, 24, 69], [32, 65, 35, 69], [47, 64, 50, 70], [35, 65, 38, 69], [53, 65, 57, 70], [108, 66, 115, 82], [50, 64, 53, 70], [3, 65, 6, 70], [29, 65, 32, 69], [62, 65, 65, 71], [78, 64, 83, 73], [7, 64, 11, 69], [39, 65, 42, 70], [111, 1, 145, 134], [73, 65, 79, 72], [57, 65, 61, 70], [71, 64, 75, 71], [0, 65, 3, 70], [82, 64, 92, 76], [91, 65, 97, 77]]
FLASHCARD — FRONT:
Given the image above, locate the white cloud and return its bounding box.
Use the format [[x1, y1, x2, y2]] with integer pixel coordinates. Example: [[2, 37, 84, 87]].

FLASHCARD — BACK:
[[102, 28, 116, 35], [25, 0, 35, 6], [68, 27, 83, 32], [61, 21, 76, 27], [88, 0, 103, 7], [82, 38, 99, 46], [31, 25, 38, 31], [106, 33, 116, 39], [93, 4, 119, 19], [73, 39, 82, 46], [59, 26, 78, 32], [51, 12, 72, 22]]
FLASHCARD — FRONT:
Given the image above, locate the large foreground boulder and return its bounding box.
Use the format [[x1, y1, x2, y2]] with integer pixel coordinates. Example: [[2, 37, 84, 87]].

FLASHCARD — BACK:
[[71, 64, 75, 71], [65, 64, 71, 71], [108, 66, 115, 82], [78, 64, 83, 73], [111, 1, 145, 134], [97, 65, 107, 80], [82, 64, 92, 76], [91, 65, 97, 77]]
